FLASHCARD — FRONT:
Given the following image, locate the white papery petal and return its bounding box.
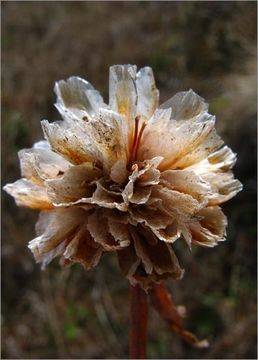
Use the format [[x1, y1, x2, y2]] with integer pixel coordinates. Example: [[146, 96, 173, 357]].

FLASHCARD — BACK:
[[140, 108, 223, 170], [173, 126, 223, 169], [55, 105, 124, 168], [188, 206, 228, 247], [110, 159, 129, 184], [187, 146, 237, 174], [41, 119, 98, 165], [96, 108, 129, 168], [3, 179, 52, 210], [29, 208, 88, 268], [160, 89, 208, 121], [109, 65, 137, 146], [55, 76, 106, 118], [160, 169, 211, 204], [18, 146, 70, 183], [136, 67, 159, 120], [187, 146, 242, 205], [42, 107, 129, 172], [18, 150, 43, 185], [203, 172, 243, 206], [33, 140, 50, 150], [109, 64, 137, 118], [152, 185, 201, 218], [51, 180, 127, 211], [46, 163, 102, 204]]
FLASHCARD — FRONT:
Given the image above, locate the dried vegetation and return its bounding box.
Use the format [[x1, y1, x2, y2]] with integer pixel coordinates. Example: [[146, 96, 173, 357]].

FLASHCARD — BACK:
[[2, 2, 257, 359]]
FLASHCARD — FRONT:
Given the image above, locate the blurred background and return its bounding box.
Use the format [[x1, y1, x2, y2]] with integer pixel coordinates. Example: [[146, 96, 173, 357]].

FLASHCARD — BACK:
[[2, 1, 257, 359]]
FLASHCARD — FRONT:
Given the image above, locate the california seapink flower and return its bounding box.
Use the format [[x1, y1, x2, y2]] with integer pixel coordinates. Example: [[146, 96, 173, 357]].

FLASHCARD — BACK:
[[4, 65, 242, 290]]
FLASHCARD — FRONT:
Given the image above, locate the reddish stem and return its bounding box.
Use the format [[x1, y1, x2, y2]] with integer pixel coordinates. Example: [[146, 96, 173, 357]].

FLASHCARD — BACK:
[[149, 283, 209, 348], [129, 284, 148, 359], [150, 283, 182, 327]]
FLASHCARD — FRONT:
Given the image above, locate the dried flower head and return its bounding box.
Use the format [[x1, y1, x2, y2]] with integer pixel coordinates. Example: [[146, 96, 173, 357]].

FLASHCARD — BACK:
[[4, 65, 242, 290]]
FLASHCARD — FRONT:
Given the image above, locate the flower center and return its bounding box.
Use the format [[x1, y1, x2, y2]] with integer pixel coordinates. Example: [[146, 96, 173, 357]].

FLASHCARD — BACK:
[[129, 116, 147, 165]]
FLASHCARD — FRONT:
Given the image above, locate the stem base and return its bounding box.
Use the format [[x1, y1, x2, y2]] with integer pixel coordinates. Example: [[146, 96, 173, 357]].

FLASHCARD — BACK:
[[129, 284, 148, 359]]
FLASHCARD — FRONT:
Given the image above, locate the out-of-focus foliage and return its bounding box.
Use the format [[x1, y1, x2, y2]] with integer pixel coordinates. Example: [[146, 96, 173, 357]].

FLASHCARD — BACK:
[[2, 2, 256, 359]]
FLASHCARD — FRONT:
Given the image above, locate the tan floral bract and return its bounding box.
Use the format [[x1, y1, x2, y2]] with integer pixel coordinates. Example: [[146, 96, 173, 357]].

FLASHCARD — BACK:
[[4, 65, 242, 289]]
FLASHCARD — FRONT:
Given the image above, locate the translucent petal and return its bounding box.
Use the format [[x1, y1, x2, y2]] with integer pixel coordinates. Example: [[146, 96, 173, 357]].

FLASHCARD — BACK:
[[55, 76, 106, 118], [109, 64, 137, 119], [46, 163, 102, 204], [160, 169, 211, 205], [159, 89, 208, 121], [3, 179, 52, 210], [28, 208, 99, 269], [41, 120, 97, 165], [42, 107, 129, 172], [136, 67, 159, 120], [110, 159, 129, 184], [151, 185, 201, 218], [187, 146, 238, 174], [188, 206, 228, 247], [203, 172, 243, 205], [140, 108, 223, 170], [187, 146, 242, 205], [18, 145, 70, 183]]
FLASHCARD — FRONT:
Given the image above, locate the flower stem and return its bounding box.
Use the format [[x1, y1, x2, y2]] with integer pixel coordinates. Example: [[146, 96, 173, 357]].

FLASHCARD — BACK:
[[129, 284, 148, 359]]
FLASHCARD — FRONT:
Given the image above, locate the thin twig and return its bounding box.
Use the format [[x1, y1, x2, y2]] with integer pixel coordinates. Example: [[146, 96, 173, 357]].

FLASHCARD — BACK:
[[150, 282, 209, 348]]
